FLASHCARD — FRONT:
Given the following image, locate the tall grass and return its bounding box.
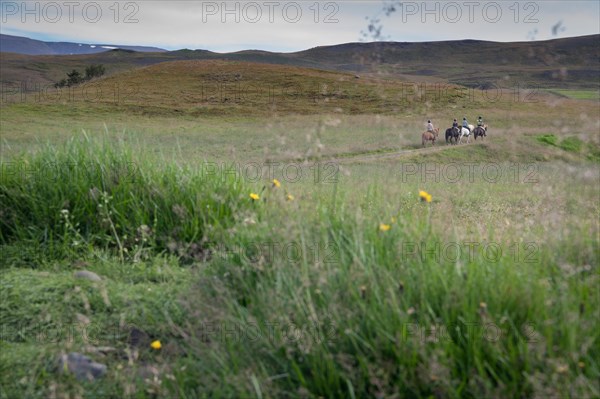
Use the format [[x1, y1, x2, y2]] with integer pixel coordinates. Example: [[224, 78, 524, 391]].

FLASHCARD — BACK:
[[0, 137, 598, 398], [177, 200, 598, 398], [0, 134, 253, 265]]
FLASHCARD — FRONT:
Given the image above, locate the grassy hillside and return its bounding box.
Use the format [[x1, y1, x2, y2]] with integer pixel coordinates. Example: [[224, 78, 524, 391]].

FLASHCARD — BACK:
[[2, 35, 598, 89], [297, 35, 600, 87], [1, 59, 598, 167], [1, 134, 598, 398], [0, 59, 479, 116], [3, 57, 599, 165], [1, 52, 599, 398]]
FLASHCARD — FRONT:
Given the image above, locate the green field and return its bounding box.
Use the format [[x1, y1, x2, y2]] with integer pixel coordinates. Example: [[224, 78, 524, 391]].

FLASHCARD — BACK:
[[545, 89, 600, 101], [1, 57, 599, 399]]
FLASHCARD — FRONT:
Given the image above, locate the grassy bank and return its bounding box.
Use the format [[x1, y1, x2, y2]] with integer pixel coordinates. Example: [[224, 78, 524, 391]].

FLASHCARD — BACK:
[[1, 136, 598, 398]]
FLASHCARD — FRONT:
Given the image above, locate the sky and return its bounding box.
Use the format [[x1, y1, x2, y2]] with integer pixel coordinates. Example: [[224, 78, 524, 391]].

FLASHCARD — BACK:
[[1, 1, 599, 52]]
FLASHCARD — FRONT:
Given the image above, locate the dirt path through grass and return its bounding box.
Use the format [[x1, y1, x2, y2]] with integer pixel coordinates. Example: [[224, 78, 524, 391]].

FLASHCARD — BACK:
[[296, 138, 489, 165]]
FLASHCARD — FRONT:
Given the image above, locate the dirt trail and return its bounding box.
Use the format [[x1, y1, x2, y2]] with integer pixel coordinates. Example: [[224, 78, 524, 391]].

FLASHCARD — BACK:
[[307, 139, 486, 165]]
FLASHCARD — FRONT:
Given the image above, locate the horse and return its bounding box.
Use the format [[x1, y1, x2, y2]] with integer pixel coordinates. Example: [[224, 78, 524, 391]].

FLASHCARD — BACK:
[[458, 127, 471, 144], [445, 126, 460, 144], [474, 125, 488, 140], [422, 128, 439, 147]]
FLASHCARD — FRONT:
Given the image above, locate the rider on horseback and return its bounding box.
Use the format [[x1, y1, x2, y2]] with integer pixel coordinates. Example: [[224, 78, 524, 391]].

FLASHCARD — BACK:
[[477, 116, 484, 127], [452, 119, 459, 130], [462, 117, 470, 132], [427, 120, 435, 133]]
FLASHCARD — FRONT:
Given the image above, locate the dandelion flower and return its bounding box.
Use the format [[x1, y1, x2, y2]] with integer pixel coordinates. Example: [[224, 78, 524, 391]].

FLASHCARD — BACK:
[[249, 193, 260, 201], [419, 190, 432, 203], [272, 179, 281, 188], [556, 365, 568, 374], [150, 340, 161, 350], [379, 223, 391, 232], [286, 194, 295, 201]]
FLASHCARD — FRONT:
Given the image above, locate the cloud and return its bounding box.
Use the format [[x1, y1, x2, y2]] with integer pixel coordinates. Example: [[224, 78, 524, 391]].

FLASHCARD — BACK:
[[0, 1, 598, 51]]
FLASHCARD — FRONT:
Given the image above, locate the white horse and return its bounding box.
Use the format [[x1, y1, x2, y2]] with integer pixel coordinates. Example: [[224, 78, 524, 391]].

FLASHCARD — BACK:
[[458, 124, 474, 144]]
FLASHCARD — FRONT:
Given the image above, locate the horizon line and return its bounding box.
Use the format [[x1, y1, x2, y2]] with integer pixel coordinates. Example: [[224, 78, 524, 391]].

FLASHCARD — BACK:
[[2, 32, 599, 55]]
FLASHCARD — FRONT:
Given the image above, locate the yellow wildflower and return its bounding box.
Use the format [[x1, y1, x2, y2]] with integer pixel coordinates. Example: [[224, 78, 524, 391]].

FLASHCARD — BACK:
[[272, 179, 281, 188], [150, 340, 162, 350], [249, 193, 260, 201], [419, 190, 432, 203], [286, 194, 295, 201], [379, 223, 391, 232]]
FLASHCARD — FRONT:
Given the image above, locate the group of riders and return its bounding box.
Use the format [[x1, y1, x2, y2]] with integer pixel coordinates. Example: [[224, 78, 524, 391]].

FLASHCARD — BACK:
[[422, 115, 487, 146], [427, 116, 484, 135]]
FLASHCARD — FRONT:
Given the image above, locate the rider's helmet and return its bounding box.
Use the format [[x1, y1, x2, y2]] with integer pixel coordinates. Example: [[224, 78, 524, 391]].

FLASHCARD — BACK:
[[453, 119, 457, 122], [478, 116, 482, 119], [428, 120, 431, 123], [463, 117, 466, 120]]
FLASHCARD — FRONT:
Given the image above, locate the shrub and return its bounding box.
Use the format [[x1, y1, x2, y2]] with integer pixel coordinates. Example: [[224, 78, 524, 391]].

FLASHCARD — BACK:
[[54, 78, 67, 88], [66, 69, 84, 86], [536, 134, 558, 146], [85, 64, 106, 80], [54, 64, 106, 88], [559, 136, 583, 153]]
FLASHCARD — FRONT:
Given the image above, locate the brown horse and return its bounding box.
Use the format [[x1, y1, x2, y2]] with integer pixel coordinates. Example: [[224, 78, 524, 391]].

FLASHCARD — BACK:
[[422, 128, 439, 147], [474, 125, 488, 140]]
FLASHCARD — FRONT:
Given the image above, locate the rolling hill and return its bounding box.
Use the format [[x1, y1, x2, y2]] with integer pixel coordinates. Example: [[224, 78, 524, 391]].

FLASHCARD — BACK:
[[1, 34, 598, 90], [2, 57, 582, 120], [2, 60, 433, 116]]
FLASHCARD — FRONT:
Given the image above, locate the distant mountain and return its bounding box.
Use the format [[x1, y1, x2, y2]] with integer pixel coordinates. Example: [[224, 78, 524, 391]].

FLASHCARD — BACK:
[[0, 34, 167, 55], [294, 35, 600, 86], [1, 34, 598, 89]]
